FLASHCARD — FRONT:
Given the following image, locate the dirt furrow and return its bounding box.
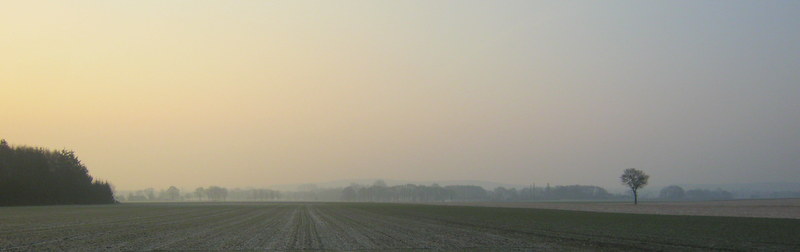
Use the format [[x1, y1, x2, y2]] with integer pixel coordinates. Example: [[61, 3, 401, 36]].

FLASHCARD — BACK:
[[260, 204, 302, 250], [321, 204, 545, 249], [234, 205, 296, 249], [310, 204, 405, 250], [123, 206, 269, 250], [158, 205, 287, 250]]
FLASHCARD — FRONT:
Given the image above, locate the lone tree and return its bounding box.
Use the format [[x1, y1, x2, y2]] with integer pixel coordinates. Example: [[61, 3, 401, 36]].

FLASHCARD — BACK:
[[620, 168, 649, 205]]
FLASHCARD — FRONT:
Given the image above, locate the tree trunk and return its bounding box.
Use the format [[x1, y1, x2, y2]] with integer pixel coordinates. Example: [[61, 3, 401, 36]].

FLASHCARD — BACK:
[[633, 190, 638, 205]]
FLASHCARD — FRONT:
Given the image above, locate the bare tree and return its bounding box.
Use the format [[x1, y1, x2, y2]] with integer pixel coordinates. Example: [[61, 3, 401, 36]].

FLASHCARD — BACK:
[[620, 168, 649, 205]]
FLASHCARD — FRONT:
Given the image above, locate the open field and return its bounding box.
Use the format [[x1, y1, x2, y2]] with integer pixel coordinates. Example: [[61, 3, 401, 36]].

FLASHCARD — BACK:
[[432, 198, 800, 219], [1, 202, 798, 251]]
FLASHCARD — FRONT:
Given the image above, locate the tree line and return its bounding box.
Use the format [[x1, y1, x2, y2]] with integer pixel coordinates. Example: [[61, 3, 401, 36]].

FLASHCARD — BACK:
[[121, 181, 743, 203], [118, 169, 740, 204], [658, 185, 734, 201], [340, 181, 614, 202], [0, 139, 115, 206], [124, 186, 235, 202], [120, 180, 618, 203]]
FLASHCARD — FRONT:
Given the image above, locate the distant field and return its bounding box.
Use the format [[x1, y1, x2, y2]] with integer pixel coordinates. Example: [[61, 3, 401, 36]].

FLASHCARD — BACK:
[[432, 198, 800, 219], [1, 202, 798, 251]]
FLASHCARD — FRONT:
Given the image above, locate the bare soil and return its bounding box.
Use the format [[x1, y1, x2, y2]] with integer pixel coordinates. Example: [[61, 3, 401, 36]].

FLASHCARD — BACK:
[[0, 203, 560, 251], [431, 198, 800, 219], [1, 202, 798, 251]]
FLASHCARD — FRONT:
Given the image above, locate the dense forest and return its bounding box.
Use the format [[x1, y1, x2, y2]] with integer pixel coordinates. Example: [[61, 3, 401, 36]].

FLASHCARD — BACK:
[[0, 139, 116, 206]]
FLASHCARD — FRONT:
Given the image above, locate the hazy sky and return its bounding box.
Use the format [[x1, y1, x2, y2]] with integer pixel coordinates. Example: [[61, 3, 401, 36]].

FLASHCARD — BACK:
[[2, 1, 799, 190]]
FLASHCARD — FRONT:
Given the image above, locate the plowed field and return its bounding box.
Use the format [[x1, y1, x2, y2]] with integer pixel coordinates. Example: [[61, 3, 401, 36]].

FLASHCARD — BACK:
[[432, 198, 800, 219], [1, 202, 798, 251]]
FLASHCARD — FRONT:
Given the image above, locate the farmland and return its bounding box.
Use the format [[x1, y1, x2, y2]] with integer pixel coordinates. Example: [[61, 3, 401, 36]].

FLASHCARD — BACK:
[[1, 202, 799, 251], [432, 198, 800, 219]]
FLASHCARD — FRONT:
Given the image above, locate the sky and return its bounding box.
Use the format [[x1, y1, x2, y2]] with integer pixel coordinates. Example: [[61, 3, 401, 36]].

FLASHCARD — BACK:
[[1, 1, 799, 190]]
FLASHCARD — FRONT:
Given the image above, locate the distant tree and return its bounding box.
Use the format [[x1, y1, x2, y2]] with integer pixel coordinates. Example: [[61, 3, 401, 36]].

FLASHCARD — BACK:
[[371, 180, 390, 201], [166, 186, 180, 201], [493, 187, 517, 201], [195, 187, 206, 201], [620, 168, 649, 205], [297, 184, 317, 192], [659, 185, 685, 200], [127, 191, 145, 201], [219, 187, 228, 201], [444, 185, 488, 201], [546, 185, 610, 200], [206, 186, 228, 201], [373, 180, 387, 188], [342, 186, 357, 201], [143, 188, 156, 201]]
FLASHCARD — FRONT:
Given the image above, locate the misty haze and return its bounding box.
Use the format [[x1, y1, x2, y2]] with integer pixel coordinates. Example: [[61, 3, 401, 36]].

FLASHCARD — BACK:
[[1, 1, 799, 251]]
